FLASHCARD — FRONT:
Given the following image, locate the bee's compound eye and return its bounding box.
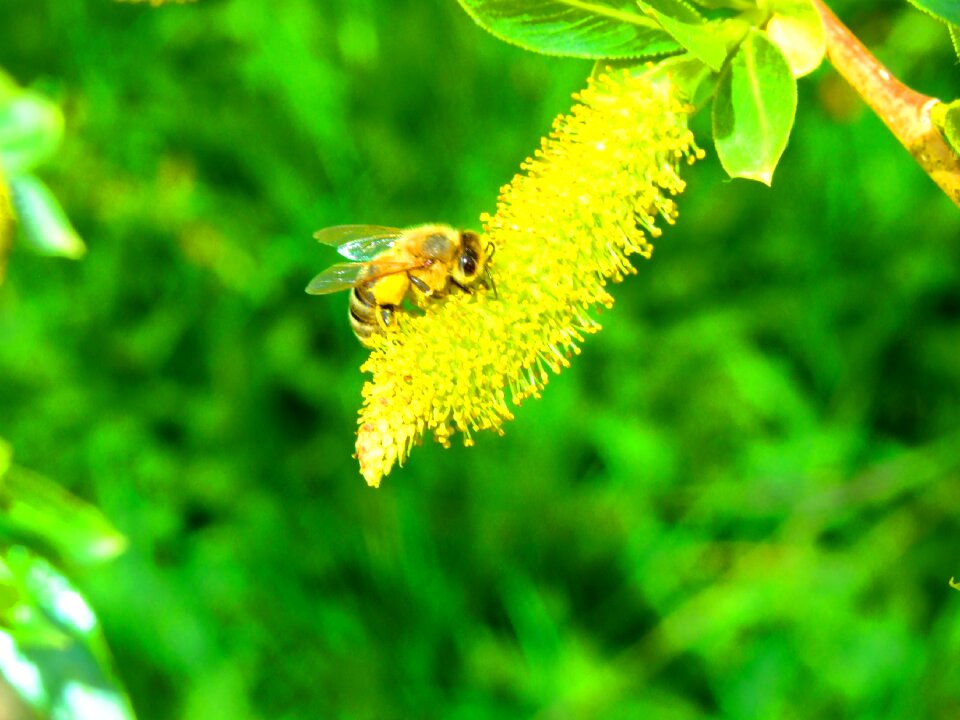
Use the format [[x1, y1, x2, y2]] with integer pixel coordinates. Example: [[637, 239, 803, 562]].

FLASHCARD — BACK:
[[459, 253, 478, 277]]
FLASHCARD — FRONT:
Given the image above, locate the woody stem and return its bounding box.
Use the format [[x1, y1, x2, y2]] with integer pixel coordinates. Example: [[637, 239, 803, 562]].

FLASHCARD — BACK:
[[813, 0, 960, 207]]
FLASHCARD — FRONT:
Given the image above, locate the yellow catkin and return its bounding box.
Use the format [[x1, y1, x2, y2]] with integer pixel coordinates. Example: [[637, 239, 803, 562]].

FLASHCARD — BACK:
[[355, 70, 703, 486], [114, 0, 196, 6], [0, 167, 12, 285]]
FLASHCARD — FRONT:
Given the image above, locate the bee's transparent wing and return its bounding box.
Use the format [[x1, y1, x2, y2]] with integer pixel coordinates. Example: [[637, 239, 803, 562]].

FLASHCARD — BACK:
[[314, 225, 403, 261], [305, 262, 366, 295], [305, 259, 425, 296]]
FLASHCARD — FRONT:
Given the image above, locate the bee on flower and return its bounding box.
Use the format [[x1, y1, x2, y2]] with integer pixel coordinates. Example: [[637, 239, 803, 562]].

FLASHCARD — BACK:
[[310, 70, 702, 487], [306, 224, 495, 348]]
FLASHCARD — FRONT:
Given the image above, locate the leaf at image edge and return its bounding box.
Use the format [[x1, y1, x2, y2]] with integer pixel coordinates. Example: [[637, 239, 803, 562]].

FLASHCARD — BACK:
[[905, 0, 960, 26], [712, 29, 797, 184], [455, 0, 682, 58], [0, 467, 127, 566]]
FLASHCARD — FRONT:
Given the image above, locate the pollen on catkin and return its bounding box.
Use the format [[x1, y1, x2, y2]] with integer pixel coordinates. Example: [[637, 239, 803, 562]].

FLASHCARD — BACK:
[[113, 0, 196, 5], [355, 70, 702, 487], [0, 167, 11, 285]]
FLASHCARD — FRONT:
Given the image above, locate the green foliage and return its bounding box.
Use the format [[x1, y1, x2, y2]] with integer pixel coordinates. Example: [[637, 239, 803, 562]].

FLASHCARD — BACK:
[[0, 464, 127, 567], [905, 0, 960, 25], [713, 29, 797, 184], [9, 175, 86, 259], [932, 99, 960, 157], [457, 0, 830, 184], [0, 78, 64, 176], [0, 547, 135, 720], [0, 0, 959, 719], [455, 0, 681, 58], [0, 444, 132, 718], [0, 75, 85, 260], [764, 0, 826, 76], [643, 7, 731, 70]]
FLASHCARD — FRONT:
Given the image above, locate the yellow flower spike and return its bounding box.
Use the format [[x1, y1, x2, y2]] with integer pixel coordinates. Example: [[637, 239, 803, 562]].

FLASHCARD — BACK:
[[114, 0, 196, 5], [0, 167, 11, 285], [355, 70, 703, 487]]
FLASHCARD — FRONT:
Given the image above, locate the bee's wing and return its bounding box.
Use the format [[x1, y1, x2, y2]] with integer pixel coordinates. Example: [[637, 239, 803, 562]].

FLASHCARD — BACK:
[[314, 225, 403, 261], [305, 262, 367, 295], [305, 259, 425, 296]]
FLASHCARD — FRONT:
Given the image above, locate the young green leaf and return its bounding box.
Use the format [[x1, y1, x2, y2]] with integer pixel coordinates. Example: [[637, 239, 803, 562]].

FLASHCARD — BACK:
[[642, 0, 704, 22], [905, 0, 960, 26], [931, 99, 960, 157], [646, 9, 729, 70], [9, 175, 86, 259], [712, 28, 797, 184], [0, 92, 64, 176], [456, 0, 681, 58], [765, 0, 825, 76], [950, 22, 960, 62], [0, 466, 128, 566]]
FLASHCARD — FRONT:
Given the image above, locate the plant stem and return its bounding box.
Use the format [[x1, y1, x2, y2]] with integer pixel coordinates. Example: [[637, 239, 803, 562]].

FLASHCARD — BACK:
[[813, 0, 960, 207]]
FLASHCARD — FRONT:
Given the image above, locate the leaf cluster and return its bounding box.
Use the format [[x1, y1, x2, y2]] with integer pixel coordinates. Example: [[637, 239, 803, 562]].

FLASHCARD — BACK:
[[457, 0, 828, 183], [0, 441, 133, 719]]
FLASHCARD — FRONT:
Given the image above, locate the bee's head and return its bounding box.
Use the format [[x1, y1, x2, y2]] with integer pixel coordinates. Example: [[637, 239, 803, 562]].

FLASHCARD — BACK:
[[452, 231, 493, 291]]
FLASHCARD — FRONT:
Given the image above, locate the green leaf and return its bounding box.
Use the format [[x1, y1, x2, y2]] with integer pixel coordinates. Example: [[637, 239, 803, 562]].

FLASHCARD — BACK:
[[950, 22, 960, 62], [765, 0, 825, 77], [931, 99, 960, 157], [0, 548, 137, 720], [644, 8, 730, 70], [0, 91, 64, 175], [0, 467, 127, 566], [685, 0, 756, 9], [905, 0, 960, 26], [712, 28, 797, 184], [9, 175, 86, 259], [642, 0, 704, 22], [455, 0, 681, 58]]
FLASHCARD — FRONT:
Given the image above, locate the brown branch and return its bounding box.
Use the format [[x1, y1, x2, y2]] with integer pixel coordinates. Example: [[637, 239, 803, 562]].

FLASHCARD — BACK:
[[813, 0, 960, 208]]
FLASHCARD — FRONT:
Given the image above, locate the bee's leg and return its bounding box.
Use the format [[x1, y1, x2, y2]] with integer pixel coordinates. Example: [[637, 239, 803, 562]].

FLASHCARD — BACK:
[[483, 270, 498, 299], [379, 305, 396, 328], [409, 275, 432, 296], [449, 278, 471, 294]]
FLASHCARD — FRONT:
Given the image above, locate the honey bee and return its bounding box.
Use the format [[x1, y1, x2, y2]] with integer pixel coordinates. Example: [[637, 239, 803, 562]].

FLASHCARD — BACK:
[[306, 224, 495, 347]]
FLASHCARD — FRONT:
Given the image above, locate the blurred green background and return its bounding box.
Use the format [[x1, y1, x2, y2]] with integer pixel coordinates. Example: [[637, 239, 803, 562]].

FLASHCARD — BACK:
[[2, 0, 960, 717]]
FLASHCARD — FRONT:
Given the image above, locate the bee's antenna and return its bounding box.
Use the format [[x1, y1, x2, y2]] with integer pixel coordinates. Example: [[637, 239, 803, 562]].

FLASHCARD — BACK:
[[485, 268, 498, 299], [484, 242, 498, 298]]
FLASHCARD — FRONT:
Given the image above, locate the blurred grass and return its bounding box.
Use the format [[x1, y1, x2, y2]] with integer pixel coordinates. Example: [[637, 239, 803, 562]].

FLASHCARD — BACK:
[[1, 0, 960, 718]]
